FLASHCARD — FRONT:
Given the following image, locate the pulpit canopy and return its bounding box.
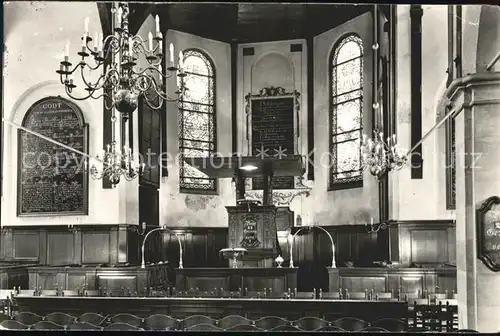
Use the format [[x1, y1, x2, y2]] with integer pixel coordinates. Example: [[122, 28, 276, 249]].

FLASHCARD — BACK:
[[183, 155, 305, 178]]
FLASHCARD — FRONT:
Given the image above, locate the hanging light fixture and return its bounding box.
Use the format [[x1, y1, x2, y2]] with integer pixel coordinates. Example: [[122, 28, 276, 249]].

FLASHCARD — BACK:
[[90, 138, 145, 185], [55, 2, 186, 185], [360, 4, 406, 179], [56, 2, 186, 117]]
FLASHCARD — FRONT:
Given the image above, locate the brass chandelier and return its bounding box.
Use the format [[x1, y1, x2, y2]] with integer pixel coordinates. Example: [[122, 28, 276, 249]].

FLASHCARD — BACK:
[[359, 5, 405, 179], [55, 2, 187, 185], [56, 2, 186, 117]]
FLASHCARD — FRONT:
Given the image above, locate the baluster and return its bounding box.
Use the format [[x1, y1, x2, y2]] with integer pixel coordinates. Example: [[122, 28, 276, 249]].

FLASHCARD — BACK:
[[319, 288, 323, 299], [312, 288, 316, 299]]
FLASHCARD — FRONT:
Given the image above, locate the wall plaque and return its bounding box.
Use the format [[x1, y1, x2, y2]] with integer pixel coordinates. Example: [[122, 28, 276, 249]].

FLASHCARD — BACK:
[[477, 196, 500, 271], [245, 86, 300, 190], [17, 96, 89, 216]]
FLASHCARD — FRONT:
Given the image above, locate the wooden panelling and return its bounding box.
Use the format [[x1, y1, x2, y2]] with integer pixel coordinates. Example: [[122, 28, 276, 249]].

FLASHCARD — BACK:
[[82, 232, 110, 264], [0, 263, 34, 289], [391, 220, 456, 265], [291, 226, 379, 267], [1, 225, 138, 266], [28, 264, 171, 293], [13, 232, 39, 261], [328, 268, 457, 295], [0, 220, 456, 269], [339, 276, 386, 292], [47, 233, 74, 265], [161, 228, 228, 268], [175, 268, 298, 293]]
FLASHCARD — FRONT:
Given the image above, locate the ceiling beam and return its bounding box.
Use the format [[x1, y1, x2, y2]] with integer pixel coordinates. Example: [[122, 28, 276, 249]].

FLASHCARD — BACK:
[[97, 2, 112, 36]]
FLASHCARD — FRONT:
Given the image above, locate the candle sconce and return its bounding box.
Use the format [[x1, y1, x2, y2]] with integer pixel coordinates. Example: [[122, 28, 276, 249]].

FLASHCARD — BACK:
[[129, 222, 147, 236], [67, 224, 78, 234], [365, 221, 387, 233]]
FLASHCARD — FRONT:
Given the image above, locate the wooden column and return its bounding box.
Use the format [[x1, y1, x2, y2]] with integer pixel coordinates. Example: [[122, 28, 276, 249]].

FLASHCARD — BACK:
[[306, 36, 314, 181], [410, 5, 423, 179], [231, 43, 238, 155]]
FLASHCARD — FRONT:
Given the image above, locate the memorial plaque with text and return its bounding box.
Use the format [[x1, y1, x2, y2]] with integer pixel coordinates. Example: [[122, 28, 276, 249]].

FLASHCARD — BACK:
[[477, 196, 500, 272], [250, 96, 296, 190], [17, 97, 89, 216]]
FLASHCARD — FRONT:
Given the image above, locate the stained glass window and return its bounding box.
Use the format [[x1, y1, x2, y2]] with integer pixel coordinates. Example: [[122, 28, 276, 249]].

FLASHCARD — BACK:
[[178, 49, 217, 192], [329, 34, 364, 188]]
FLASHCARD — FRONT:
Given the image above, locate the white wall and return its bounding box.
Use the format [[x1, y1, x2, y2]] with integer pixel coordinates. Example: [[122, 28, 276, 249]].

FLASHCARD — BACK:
[[1, 2, 158, 226], [161, 30, 232, 227], [313, 13, 379, 225], [1, 1, 126, 226], [391, 5, 455, 221]]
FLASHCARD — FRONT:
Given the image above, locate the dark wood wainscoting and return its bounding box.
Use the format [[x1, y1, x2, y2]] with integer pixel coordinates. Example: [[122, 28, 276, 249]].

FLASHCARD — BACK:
[[156, 228, 228, 268], [289, 220, 455, 267], [290, 226, 379, 267], [386, 220, 456, 265], [0, 226, 141, 266], [0, 220, 455, 269]]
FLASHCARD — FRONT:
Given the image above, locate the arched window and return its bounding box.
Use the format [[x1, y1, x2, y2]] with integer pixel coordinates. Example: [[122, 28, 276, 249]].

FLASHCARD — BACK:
[[329, 34, 364, 190], [18, 97, 89, 216], [178, 49, 217, 193]]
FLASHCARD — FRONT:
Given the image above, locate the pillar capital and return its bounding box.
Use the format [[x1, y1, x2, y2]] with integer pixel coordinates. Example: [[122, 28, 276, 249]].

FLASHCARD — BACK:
[[444, 72, 500, 113]]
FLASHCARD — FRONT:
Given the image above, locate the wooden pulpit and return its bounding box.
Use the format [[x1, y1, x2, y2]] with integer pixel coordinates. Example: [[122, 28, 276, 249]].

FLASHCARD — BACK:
[[185, 155, 304, 268]]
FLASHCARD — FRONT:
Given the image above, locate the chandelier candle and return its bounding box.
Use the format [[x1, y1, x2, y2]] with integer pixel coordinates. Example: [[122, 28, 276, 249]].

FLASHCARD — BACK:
[[56, 2, 186, 116], [360, 130, 406, 179]]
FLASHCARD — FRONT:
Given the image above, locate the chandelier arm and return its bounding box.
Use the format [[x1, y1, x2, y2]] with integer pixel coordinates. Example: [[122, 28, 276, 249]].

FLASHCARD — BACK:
[[64, 85, 97, 101], [130, 64, 172, 78], [79, 63, 119, 92], [89, 91, 114, 110], [82, 58, 104, 72], [131, 35, 162, 55], [145, 56, 163, 68], [143, 93, 163, 110], [58, 74, 69, 86], [79, 66, 106, 91], [153, 72, 186, 100], [132, 74, 153, 93], [131, 36, 150, 54], [148, 77, 180, 103], [63, 63, 82, 76], [151, 66, 175, 79]]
